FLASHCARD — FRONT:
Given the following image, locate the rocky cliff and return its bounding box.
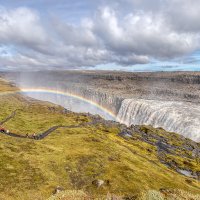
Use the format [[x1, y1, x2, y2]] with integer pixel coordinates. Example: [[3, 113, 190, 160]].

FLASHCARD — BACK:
[[3, 71, 200, 141]]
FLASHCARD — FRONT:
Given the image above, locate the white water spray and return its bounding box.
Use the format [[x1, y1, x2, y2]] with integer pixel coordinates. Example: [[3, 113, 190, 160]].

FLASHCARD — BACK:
[[117, 99, 200, 142]]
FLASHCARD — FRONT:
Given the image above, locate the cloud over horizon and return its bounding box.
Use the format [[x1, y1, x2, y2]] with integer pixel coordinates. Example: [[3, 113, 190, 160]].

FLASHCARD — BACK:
[[0, 0, 200, 71]]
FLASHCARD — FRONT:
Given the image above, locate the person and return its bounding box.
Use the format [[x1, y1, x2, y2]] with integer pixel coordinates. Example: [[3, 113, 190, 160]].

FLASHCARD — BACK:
[[33, 133, 36, 139], [6, 130, 10, 134], [26, 133, 29, 138], [0, 127, 5, 133]]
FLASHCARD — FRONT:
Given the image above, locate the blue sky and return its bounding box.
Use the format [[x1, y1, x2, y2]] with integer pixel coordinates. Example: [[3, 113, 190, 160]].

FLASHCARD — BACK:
[[0, 0, 200, 71]]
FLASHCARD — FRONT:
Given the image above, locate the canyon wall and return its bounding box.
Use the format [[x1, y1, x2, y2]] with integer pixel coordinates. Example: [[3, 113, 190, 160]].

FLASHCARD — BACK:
[[3, 71, 200, 141]]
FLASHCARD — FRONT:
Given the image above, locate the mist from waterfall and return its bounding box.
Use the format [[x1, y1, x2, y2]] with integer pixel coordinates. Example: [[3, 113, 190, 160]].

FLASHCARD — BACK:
[[7, 72, 115, 120], [117, 99, 200, 142], [22, 91, 115, 120]]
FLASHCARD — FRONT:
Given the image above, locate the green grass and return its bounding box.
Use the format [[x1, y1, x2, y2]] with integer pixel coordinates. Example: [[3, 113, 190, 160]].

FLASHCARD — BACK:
[[0, 79, 199, 200]]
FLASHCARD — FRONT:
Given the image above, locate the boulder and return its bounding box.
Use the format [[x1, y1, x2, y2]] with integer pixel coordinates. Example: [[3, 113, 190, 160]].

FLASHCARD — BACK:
[[92, 179, 105, 188], [53, 186, 65, 194]]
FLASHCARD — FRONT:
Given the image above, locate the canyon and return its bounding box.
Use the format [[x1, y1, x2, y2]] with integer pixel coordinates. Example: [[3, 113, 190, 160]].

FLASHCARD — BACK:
[[3, 71, 200, 142]]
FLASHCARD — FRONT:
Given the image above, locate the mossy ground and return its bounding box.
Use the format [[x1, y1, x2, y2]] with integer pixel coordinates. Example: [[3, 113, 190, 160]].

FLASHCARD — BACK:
[[0, 79, 199, 200]]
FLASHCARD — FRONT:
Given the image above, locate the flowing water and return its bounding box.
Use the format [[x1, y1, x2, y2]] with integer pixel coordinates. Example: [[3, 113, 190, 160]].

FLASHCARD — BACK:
[[116, 99, 200, 142]]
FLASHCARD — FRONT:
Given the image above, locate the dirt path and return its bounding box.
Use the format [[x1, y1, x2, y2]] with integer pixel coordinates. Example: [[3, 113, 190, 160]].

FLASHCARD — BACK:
[[0, 109, 19, 126], [0, 110, 97, 140], [0, 124, 92, 140]]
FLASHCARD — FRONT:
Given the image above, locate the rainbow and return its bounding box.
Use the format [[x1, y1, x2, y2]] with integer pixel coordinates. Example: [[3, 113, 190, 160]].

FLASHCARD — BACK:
[[0, 88, 116, 119]]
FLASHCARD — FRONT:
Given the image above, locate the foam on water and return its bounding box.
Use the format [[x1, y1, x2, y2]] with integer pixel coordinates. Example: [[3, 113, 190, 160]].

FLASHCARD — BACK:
[[117, 99, 200, 142]]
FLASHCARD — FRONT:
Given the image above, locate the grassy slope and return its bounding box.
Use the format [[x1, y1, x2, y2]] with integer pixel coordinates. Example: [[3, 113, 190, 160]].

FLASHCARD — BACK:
[[0, 79, 199, 200]]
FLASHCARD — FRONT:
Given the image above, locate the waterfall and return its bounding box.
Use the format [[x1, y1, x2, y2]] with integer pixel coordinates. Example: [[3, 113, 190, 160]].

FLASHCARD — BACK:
[[117, 99, 200, 142]]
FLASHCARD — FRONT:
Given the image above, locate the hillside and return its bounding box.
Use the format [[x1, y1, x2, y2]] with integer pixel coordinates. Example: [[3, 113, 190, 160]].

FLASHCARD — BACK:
[[0, 78, 200, 200]]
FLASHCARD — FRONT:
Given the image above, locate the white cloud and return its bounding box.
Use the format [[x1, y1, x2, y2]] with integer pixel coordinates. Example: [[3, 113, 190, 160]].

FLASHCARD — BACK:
[[0, 7, 48, 46], [165, 0, 200, 33], [0, 1, 200, 70], [53, 20, 97, 48], [94, 7, 200, 58]]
